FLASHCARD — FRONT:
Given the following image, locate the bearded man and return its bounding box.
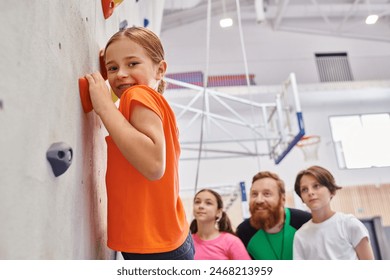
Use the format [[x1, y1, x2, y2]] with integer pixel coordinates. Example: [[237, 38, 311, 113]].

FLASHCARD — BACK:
[[236, 171, 311, 260]]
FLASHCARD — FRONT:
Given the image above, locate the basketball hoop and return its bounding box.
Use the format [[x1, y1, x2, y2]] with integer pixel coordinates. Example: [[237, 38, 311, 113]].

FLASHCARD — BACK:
[[297, 135, 321, 161]]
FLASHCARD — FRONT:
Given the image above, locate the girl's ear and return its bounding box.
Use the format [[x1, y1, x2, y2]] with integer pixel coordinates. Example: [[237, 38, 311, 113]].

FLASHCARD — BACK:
[[156, 60, 167, 79], [216, 209, 223, 221]]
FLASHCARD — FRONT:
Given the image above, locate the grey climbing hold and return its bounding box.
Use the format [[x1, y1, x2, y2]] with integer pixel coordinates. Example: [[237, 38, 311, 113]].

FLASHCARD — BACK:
[[46, 142, 73, 177]]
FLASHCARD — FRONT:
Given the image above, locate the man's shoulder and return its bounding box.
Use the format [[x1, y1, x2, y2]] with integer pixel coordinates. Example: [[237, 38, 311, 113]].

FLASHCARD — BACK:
[[236, 219, 257, 248], [287, 207, 311, 216], [236, 219, 252, 232], [286, 207, 312, 229]]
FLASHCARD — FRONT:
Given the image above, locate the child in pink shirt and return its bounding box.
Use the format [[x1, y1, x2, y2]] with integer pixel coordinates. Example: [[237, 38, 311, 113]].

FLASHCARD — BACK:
[[190, 189, 251, 260]]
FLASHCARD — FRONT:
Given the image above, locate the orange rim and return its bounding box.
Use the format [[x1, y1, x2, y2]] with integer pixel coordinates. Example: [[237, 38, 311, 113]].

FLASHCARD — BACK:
[[297, 135, 320, 147]]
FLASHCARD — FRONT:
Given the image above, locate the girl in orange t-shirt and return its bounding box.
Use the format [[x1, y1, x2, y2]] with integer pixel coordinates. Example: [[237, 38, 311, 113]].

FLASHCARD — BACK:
[[84, 27, 193, 260]]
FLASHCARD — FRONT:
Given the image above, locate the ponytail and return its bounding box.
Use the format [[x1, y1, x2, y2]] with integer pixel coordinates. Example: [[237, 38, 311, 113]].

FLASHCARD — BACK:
[[217, 211, 234, 234], [157, 79, 166, 94]]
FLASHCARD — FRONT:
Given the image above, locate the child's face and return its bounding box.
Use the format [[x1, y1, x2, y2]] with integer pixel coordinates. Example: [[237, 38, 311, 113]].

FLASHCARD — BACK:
[[299, 174, 333, 212], [193, 191, 221, 224], [105, 37, 165, 98]]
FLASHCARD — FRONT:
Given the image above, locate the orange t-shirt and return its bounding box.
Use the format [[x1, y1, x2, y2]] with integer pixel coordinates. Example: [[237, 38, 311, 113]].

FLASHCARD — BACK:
[[105, 85, 188, 253]]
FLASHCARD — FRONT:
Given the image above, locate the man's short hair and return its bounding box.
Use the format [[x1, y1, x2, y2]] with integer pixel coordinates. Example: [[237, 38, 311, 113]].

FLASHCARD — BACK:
[[252, 171, 286, 196]]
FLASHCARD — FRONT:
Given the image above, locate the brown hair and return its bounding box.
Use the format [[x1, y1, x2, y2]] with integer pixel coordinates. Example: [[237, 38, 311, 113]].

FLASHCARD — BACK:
[[252, 171, 286, 197], [104, 27, 167, 94], [190, 189, 234, 234], [294, 165, 342, 198]]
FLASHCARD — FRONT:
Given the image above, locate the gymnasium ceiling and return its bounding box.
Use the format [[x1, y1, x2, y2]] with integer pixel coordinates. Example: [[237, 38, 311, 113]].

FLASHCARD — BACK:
[[161, 1, 390, 162], [162, 0, 390, 42]]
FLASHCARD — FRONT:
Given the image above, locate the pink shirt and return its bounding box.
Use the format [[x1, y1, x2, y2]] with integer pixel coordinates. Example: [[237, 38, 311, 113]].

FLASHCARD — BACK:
[[192, 232, 251, 260]]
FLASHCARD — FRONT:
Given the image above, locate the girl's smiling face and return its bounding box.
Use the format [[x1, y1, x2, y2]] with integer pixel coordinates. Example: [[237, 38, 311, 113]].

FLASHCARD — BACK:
[[105, 37, 165, 98]]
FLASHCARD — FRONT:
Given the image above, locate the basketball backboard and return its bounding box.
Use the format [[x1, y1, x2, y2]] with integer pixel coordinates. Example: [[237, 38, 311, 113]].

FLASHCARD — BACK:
[[164, 72, 305, 164]]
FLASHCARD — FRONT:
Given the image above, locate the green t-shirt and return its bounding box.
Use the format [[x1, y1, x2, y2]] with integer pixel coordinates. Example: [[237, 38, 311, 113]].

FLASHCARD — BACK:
[[247, 208, 296, 260]]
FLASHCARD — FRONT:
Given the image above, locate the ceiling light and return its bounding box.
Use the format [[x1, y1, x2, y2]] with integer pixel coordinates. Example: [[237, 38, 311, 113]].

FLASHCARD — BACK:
[[220, 18, 233, 28], [219, 0, 233, 28], [255, 0, 266, 24], [365, 14, 378, 24]]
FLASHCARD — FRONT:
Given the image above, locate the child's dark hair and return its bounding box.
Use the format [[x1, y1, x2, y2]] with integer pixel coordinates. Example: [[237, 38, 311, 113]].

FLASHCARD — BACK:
[[294, 165, 342, 198], [190, 189, 234, 234]]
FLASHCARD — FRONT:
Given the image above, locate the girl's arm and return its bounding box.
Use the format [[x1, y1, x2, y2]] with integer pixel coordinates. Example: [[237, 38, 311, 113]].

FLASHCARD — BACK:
[[355, 237, 375, 260], [86, 72, 165, 181]]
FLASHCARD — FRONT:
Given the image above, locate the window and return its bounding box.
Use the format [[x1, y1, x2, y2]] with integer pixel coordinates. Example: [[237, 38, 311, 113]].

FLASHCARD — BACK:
[[315, 52, 353, 82], [329, 113, 390, 169]]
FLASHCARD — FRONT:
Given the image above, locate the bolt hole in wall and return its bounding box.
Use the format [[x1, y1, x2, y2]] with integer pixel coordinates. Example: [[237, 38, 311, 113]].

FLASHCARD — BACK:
[[58, 151, 65, 159]]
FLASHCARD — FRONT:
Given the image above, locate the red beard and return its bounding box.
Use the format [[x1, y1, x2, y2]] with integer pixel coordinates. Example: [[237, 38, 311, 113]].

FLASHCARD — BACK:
[[249, 198, 284, 230]]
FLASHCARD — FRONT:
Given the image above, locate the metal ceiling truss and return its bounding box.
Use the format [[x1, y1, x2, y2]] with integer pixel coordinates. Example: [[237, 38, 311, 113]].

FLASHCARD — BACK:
[[165, 73, 305, 164], [163, 0, 390, 42]]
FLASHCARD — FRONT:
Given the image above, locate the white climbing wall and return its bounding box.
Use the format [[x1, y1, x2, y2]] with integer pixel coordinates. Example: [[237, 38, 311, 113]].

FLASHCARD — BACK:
[[0, 0, 164, 259]]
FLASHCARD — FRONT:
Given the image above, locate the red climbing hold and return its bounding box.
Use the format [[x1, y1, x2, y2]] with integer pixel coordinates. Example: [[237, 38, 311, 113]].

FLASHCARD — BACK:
[[78, 77, 93, 113], [102, 0, 124, 19]]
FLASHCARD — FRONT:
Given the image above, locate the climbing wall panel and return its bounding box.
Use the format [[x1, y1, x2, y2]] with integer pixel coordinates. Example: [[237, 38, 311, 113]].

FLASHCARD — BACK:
[[0, 0, 164, 259]]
